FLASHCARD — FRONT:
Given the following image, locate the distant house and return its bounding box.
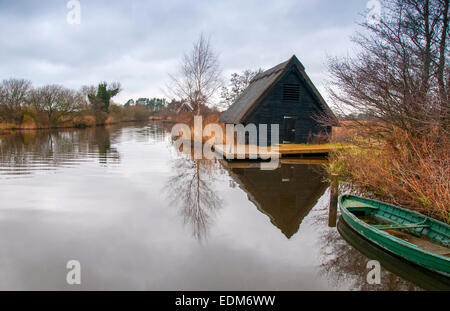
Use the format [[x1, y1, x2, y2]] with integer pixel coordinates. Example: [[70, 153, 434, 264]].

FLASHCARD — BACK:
[[219, 55, 338, 145]]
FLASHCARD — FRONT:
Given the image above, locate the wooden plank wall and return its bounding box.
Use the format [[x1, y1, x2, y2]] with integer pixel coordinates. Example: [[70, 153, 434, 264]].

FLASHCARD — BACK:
[[243, 65, 331, 145]]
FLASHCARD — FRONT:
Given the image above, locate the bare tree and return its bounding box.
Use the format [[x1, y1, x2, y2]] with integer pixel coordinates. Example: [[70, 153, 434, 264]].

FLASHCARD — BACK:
[[79, 85, 97, 109], [168, 34, 222, 115], [437, 0, 450, 130], [29, 85, 82, 125], [0, 78, 32, 123], [327, 0, 449, 138], [220, 69, 263, 109]]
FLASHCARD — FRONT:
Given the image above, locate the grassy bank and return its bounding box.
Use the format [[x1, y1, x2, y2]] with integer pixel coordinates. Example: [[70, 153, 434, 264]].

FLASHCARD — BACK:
[[0, 104, 152, 133], [327, 124, 449, 224]]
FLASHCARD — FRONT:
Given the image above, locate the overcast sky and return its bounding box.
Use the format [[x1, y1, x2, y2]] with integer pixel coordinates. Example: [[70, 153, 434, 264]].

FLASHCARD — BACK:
[[0, 0, 369, 104]]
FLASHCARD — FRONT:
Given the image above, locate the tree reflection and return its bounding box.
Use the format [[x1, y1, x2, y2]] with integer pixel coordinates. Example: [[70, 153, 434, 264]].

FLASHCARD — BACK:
[[0, 127, 119, 176], [166, 147, 223, 241], [93, 127, 118, 165]]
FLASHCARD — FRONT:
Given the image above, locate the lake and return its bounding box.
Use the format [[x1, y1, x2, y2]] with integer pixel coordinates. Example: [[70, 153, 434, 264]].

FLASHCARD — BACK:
[[0, 122, 429, 290]]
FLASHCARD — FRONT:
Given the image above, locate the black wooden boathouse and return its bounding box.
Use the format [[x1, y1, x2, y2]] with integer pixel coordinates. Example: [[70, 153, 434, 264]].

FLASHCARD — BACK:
[[219, 55, 338, 145]]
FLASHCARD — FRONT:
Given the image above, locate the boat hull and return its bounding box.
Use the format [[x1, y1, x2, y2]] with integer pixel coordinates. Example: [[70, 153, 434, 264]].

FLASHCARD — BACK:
[[339, 195, 450, 278], [337, 217, 450, 290]]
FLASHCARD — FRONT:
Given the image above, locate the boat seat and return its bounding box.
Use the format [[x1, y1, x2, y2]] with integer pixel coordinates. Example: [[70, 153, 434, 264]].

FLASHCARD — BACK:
[[347, 206, 379, 210], [347, 204, 378, 209], [374, 223, 430, 230]]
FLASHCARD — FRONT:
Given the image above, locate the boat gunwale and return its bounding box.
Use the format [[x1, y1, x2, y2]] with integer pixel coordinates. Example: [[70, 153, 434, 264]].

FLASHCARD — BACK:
[[338, 194, 450, 263]]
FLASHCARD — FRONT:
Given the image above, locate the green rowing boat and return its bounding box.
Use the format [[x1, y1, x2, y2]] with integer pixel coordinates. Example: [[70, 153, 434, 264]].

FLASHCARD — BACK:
[[339, 194, 450, 277]]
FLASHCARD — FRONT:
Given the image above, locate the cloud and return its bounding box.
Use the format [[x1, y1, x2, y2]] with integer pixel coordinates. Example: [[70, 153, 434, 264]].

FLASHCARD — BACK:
[[0, 0, 366, 103]]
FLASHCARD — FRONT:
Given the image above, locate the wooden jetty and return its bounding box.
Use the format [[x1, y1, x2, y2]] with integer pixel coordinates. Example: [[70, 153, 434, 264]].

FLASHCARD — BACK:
[[214, 143, 344, 160], [219, 157, 328, 169]]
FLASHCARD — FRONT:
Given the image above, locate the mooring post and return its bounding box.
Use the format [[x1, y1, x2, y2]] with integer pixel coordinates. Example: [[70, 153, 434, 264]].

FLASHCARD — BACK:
[[328, 174, 339, 227]]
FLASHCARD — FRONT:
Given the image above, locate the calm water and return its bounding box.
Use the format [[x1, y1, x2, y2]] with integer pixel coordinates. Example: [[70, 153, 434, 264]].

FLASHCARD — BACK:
[[0, 122, 428, 290]]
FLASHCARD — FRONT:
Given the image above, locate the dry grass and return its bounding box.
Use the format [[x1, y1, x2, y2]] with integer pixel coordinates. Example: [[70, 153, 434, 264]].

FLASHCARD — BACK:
[[170, 112, 225, 144], [0, 104, 153, 130], [327, 127, 449, 223]]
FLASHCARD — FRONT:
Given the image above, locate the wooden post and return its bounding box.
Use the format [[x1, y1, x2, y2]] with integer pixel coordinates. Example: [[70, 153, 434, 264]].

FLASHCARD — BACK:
[[328, 174, 339, 228]]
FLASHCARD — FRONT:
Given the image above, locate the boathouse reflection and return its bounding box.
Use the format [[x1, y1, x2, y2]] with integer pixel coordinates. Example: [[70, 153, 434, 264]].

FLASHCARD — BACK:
[[222, 160, 328, 238]]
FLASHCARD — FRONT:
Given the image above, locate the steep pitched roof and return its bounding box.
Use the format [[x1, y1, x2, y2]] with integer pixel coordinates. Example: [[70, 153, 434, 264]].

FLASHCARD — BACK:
[[219, 55, 338, 125], [226, 164, 328, 238]]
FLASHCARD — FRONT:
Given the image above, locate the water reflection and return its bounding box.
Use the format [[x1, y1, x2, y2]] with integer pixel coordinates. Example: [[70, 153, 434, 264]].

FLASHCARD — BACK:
[[0, 127, 120, 177], [316, 210, 423, 290], [133, 121, 172, 144], [336, 218, 450, 290], [221, 160, 328, 238], [220, 159, 428, 290], [0, 122, 429, 290], [166, 147, 223, 241], [94, 127, 113, 164]]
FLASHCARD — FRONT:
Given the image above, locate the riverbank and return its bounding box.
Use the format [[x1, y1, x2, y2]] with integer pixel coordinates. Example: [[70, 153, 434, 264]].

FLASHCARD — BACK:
[[0, 113, 189, 134], [0, 116, 153, 134], [325, 123, 449, 224]]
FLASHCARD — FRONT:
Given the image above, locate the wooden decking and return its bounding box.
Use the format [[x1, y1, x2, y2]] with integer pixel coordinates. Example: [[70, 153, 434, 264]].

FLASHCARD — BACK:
[[214, 143, 344, 160], [219, 157, 328, 169]]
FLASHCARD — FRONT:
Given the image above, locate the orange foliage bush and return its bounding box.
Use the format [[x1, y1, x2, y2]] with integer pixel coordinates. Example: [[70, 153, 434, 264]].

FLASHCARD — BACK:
[[327, 129, 449, 223]]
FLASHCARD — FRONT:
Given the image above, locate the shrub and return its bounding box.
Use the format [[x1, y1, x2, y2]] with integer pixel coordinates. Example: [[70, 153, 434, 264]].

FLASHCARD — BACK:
[[327, 129, 449, 223]]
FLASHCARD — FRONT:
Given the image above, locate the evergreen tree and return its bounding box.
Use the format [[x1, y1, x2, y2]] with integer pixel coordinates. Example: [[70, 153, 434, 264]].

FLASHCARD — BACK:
[[88, 82, 120, 113]]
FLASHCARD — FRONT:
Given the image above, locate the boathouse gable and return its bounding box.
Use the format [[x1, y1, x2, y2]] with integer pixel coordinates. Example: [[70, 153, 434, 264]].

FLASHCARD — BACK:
[[219, 55, 338, 145]]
